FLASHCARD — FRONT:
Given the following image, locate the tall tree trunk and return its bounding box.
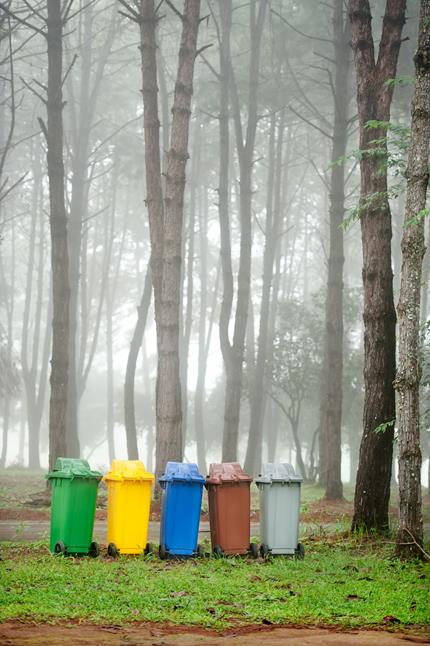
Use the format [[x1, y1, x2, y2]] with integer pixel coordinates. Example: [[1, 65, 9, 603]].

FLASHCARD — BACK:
[[222, 0, 267, 461], [349, 0, 406, 532], [46, 0, 70, 471], [320, 0, 350, 500], [138, 0, 201, 479], [394, 0, 429, 559], [245, 113, 284, 474]]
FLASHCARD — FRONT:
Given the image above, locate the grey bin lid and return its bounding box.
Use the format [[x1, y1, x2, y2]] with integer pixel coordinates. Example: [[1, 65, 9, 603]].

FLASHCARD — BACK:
[[255, 463, 303, 485]]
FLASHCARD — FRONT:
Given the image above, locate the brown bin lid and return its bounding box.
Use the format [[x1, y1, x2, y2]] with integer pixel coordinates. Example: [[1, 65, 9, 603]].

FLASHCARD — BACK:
[[206, 462, 252, 485]]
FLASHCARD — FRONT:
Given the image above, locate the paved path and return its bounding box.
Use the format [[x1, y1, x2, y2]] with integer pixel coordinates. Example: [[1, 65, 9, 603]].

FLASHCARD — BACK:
[[1, 622, 429, 645], [0, 520, 261, 544]]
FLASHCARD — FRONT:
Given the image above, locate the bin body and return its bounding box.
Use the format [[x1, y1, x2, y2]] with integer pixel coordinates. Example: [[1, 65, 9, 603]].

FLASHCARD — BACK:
[[256, 463, 302, 555], [104, 460, 154, 555], [159, 462, 204, 556], [47, 458, 102, 554], [206, 463, 252, 555]]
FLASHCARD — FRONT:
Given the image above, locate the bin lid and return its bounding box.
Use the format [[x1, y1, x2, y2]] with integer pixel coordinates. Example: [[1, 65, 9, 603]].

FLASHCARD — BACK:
[[159, 462, 205, 483], [46, 457, 103, 480], [206, 462, 252, 485], [255, 463, 303, 484], [103, 460, 155, 482]]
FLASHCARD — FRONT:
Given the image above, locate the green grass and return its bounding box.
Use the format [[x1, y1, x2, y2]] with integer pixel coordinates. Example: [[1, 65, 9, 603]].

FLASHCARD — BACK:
[[1, 539, 429, 629]]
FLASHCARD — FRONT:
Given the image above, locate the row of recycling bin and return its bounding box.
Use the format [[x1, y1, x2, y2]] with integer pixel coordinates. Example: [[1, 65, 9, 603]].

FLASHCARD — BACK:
[[47, 459, 304, 559]]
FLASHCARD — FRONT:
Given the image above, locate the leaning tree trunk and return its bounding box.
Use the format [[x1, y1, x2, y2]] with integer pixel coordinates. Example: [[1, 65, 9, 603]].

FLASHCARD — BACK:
[[394, 0, 430, 559], [124, 266, 152, 459], [349, 0, 406, 533], [320, 0, 350, 500], [46, 0, 70, 471]]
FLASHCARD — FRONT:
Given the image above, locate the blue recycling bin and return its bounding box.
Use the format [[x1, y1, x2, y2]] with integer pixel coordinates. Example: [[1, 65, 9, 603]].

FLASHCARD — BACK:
[[158, 462, 205, 558]]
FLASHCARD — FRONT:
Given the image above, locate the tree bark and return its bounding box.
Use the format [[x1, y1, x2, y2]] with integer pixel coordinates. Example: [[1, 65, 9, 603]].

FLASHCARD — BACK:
[[46, 0, 70, 471], [349, 0, 406, 533], [394, 0, 429, 559]]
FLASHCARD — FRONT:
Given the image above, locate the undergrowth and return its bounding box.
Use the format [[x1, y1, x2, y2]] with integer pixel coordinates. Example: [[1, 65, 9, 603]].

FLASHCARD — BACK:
[[1, 538, 429, 629]]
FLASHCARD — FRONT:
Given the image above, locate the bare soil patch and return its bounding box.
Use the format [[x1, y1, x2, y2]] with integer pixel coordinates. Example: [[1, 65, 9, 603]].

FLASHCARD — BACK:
[[0, 621, 429, 646]]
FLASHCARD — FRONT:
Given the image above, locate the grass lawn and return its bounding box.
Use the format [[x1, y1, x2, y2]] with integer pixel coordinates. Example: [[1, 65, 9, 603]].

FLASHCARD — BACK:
[[1, 538, 429, 629]]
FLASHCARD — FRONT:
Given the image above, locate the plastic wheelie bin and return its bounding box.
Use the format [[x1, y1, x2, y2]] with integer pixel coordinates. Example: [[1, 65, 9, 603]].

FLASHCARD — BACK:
[[206, 462, 257, 557], [158, 462, 205, 558], [47, 457, 102, 556], [104, 460, 154, 556], [256, 463, 304, 558]]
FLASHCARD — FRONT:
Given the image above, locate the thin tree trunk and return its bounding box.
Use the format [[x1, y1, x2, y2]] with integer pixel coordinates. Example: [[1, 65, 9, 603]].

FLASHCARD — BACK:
[[394, 0, 429, 559], [245, 114, 283, 474], [320, 0, 350, 501], [124, 266, 152, 459], [349, 0, 406, 533], [46, 0, 70, 471], [222, 0, 267, 461]]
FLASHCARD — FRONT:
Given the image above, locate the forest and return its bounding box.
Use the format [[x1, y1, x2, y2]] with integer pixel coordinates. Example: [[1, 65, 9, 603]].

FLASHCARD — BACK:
[[0, 0, 429, 565]]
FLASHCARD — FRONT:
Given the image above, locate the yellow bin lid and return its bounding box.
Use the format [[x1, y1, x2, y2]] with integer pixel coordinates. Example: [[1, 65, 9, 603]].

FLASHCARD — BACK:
[[103, 460, 155, 482]]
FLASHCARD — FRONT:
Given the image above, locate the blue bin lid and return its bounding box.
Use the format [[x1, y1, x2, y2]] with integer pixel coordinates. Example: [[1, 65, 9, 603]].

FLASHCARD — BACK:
[[159, 462, 205, 483], [255, 463, 303, 485]]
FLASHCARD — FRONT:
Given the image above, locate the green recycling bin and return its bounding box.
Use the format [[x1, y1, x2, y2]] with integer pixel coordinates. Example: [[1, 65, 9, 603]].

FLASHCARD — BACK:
[[46, 458, 102, 556]]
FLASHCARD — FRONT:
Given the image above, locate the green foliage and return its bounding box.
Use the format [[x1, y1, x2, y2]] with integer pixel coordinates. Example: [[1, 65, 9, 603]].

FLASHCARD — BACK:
[[373, 420, 395, 435], [0, 540, 429, 628]]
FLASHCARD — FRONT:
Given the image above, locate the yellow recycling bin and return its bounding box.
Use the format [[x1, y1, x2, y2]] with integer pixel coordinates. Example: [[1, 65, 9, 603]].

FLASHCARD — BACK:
[[104, 460, 154, 556]]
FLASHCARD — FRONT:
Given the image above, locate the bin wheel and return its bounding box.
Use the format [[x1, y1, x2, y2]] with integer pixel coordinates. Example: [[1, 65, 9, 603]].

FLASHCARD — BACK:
[[145, 542, 154, 555], [249, 543, 259, 559], [108, 542, 119, 558], [54, 540, 66, 556], [295, 543, 305, 560], [213, 544, 223, 558], [260, 543, 270, 559], [159, 544, 167, 560], [196, 544, 205, 558], [89, 541, 100, 558]]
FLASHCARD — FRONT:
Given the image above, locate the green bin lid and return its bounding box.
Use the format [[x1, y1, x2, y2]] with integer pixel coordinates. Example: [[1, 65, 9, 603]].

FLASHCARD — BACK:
[[255, 463, 303, 485], [46, 457, 103, 480]]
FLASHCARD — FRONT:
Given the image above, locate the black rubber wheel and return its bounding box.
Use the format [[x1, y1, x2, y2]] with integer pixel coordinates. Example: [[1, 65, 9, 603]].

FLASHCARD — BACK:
[[54, 540, 66, 556], [213, 544, 223, 558], [249, 542, 259, 559], [145, 542, 154, 555], [159, 544, 168, 560], [89, 541, 100, 558], [295, 542, 305, 560], [196, 544, 205, 558], [107, 542, 119, 558], [260, 543, 270, 558]]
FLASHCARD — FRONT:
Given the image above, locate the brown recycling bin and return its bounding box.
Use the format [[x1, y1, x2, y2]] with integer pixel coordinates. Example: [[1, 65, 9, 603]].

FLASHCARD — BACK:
[[206, 463, 258, 557]]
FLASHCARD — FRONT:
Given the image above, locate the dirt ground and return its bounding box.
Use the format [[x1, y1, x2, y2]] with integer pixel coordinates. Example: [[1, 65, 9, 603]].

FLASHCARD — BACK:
[[1, 622, 429, 646]]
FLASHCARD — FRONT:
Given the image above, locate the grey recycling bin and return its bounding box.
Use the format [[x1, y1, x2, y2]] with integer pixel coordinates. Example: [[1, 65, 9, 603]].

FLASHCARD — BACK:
[[256, 463, 304, 558]]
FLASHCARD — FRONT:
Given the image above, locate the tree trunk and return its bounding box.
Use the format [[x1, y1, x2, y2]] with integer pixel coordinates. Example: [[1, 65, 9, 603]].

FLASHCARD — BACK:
[[221, 0, 267, 461], [139, 0, 201, 479], [245, 114, 283, 474], [349, 0, 406, 533], [320, 0, 350, 501], [394, 0, 429, 559], [46, 0, 70, 471]]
